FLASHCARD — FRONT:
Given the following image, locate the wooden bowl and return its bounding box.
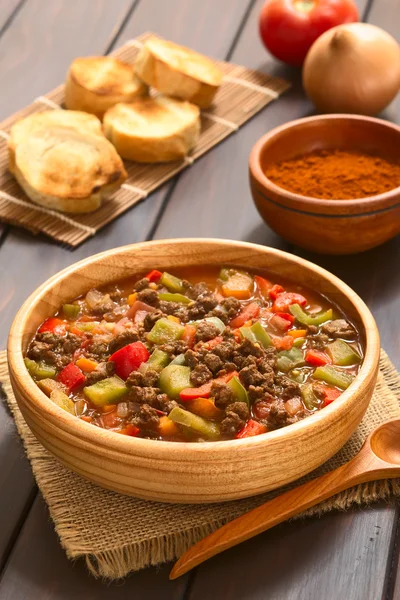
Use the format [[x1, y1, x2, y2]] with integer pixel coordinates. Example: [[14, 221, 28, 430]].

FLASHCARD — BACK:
[[8, 239, 380, 503], [249, 114, 400, 254]]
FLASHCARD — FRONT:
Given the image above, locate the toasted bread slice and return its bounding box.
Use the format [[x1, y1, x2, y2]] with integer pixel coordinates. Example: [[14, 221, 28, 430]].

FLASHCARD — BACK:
[[11, 126, 127, 213], [65, 57, 148, 119], [8, 109, 103, 172], [103, 95, 200, 163], [135, 38, 223, 108]]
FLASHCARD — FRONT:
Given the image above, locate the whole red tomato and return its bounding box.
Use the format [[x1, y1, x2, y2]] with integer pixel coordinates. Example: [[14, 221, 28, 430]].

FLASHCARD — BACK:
[[259, 0, 358, 66]]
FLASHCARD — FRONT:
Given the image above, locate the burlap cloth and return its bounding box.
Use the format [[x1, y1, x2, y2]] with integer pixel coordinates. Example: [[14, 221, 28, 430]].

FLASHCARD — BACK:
[[1, 349, 400, 579]]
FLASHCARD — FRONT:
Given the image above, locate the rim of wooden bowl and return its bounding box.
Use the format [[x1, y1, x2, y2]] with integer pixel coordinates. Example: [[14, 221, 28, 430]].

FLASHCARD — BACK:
[[8, 238, 380, 459], [249, 114, 400, 215]]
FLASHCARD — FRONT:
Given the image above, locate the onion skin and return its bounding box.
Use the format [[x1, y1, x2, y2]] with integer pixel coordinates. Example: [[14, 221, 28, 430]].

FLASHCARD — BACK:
[[303, 23, 400, 115]]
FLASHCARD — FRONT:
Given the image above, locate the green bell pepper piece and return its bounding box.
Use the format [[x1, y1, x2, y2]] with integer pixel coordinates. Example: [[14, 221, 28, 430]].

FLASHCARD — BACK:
[[147, 318, 184, 345], [62, 303, 80, 319], [169, 407, 220, 440], [289, 304, 333, 327], [83, 376, 128, 407], [50, 389, 75, 414], [140, 349, 170, 374], [276, 347, 305, 373], [293, 337, 306, 348], [24, 358, 56, 380], [228, 376, 249, 406], [159, 365, 192, 399], [158, 292, 192, 305], [160, 272, 184, 293], [313, 365, 354, 390], [170, 354, 186, 366], [327, 340, 361, 366], [240, 326, 257, 344], [301, 384, 319, 410], [219, 268, 231, 281], [37, 378, 64, 396], [74, 321, 99, 332], [250, 321, 272, 348]]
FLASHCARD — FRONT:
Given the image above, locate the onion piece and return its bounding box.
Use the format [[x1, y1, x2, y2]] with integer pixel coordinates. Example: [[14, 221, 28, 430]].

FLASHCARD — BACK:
[[85, 288, 105, 309], [125, 300, 157, 320], [303, 23, 400, 116], [285, 397, 303, 416]]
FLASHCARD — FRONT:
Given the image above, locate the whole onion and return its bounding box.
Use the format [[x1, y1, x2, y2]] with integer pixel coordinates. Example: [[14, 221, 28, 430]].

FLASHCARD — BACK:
[[303, 23, 400, 115]]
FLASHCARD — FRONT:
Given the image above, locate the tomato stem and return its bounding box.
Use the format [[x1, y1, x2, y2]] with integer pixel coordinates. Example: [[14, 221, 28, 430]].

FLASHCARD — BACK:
[[293, 0, 315, 12]]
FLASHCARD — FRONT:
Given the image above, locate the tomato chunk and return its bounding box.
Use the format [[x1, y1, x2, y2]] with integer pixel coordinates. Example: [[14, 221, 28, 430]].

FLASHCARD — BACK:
[[57, 363, 85, 392], [305, 349, 331, 366], [271, 335, 294, 350], [109, 341, 150, 380], [229, 302, 260, 328], [38, 318, 67, 335], [272, 293, 307, 313], [181, 325, 197, 348], [236, 419, 267, 438], [145, 269, 162, 283]]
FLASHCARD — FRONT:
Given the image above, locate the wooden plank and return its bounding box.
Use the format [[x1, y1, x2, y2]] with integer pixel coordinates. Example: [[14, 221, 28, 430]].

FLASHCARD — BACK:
[[0, 494, 188, 600], [363, 3, 400, 597], [0, 0, 252, 351], [146, 1, 399, 599], [0, 0, 23, 34], [0, 0, 134, 575], [189, 502, 396, 600], [0, 0, 134, 121], [0, 0, 254, 594]]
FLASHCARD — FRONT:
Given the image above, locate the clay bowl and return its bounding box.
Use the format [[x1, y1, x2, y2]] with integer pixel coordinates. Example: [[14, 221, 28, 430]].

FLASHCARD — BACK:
[[249, 114, 400, 254], [8, 239, 380, 504]]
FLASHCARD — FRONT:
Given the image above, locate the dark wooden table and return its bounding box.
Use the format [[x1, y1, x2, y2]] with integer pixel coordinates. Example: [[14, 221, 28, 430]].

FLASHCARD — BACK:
[[0, 1, 399, 598]]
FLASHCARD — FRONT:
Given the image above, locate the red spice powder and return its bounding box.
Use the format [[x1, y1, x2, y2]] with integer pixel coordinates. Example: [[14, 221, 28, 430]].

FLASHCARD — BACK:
[[264, 149, 400, 199]]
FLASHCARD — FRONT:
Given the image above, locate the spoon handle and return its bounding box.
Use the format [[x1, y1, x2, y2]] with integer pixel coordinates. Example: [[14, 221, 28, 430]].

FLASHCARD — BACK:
[[170, 449, 396, 579]]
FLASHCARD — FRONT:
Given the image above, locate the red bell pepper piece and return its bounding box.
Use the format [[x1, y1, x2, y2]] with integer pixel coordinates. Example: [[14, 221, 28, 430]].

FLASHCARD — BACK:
[[275, 312, 295, 324], [126, 423, 140, 436], [322, 387, 341, 406], [254, 275, 273, 298], [271, 313, 295, 332], [272, 292, 307, 313], [269, 284, 285, 300], [236, 419, 267, 438], [109, 341, 150, 380], [38, 317, 68, 335], [119, 423, 140, 436], [145, 269, 162, 283], [57, 363, 85, 392], [229, 302, 260, 328], [181, 324, 197, 348], [305, 349, 331, 366], [180, 371, 238, 401]]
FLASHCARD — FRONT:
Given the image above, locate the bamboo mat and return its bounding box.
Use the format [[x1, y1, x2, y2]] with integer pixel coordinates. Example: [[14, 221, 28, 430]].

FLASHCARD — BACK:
[[1, 349, 400, 579], [0, 32, 290, 247]]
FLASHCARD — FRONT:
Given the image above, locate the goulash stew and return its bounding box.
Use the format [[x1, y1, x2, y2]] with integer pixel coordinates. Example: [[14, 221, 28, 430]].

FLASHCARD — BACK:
[[25, 267, 363, 441]]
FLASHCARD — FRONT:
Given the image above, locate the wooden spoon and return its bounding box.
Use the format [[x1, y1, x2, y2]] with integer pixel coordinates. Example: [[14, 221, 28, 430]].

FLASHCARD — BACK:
[[170, 419, 400, 579]]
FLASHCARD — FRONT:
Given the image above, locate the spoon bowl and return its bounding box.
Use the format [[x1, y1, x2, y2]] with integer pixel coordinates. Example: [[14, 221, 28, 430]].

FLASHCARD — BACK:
[[370, 419, 400, 464]]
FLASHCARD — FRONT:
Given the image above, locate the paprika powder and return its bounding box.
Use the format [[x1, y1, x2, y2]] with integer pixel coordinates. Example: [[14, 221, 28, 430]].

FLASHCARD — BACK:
[[265, 149, 400, 199]]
